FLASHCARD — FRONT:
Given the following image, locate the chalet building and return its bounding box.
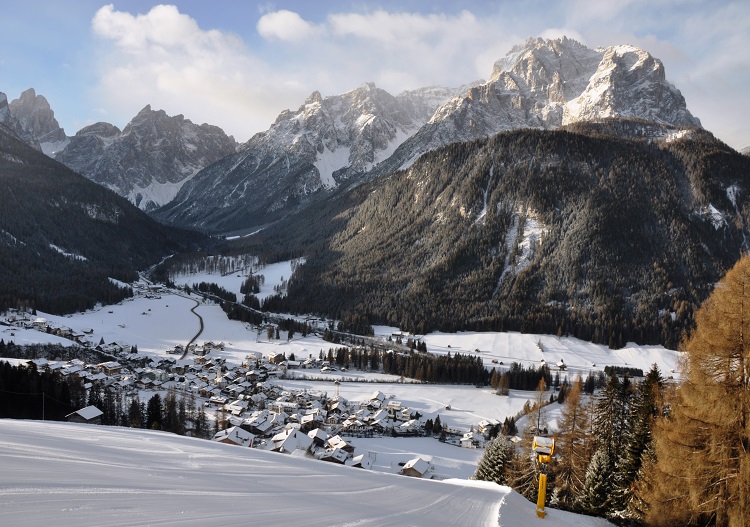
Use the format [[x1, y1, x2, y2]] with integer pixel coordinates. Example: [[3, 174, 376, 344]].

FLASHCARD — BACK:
[[317, 447, 349, 464], [212, 426, 255, 447], [307, 428, 329, 448], [267, 352, 285, 365], [461, 431, 485, 449], [400, 457, 431, 478], [97, 361, 122, 376], [271, 428, 313, 454], [65, 405, 103, 425], [351, 453, 373, 470], [477, 419, 499, 437]]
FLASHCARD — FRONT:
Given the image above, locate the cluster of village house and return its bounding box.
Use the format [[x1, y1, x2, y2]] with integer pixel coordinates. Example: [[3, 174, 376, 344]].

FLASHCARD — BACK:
[[3, 313, 500, 480]]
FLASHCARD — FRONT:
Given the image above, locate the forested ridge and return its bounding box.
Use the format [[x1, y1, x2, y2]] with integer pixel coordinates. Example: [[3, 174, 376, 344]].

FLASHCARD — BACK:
[[247, 122, 750, 348], [0, 129, 204, 314]]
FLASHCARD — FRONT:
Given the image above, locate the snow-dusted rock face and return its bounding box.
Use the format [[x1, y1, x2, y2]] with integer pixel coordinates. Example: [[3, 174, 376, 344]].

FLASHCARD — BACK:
[[563, 44, 700, 126], [376, 37, 701, 173], [157, 82, 465, 231], [8, 88, 69, 155], [56, 106, 237, 211]]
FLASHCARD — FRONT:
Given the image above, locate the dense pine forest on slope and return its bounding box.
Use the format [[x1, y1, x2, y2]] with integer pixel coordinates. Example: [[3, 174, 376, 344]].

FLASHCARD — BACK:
[[241, 123, 750, 348], [0, 129, 204, 314]]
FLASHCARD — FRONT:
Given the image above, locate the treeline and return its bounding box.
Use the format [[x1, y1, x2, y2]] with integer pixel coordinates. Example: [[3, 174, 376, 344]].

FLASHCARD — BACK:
[[0, 360, 82, 420], [92, 387, 212, 439], [604, 365, 644, 378], [494, 362, 553, 391], [189, 282, 237, 303], [316, 346, 490, 385], [246, 126, 750, 349]]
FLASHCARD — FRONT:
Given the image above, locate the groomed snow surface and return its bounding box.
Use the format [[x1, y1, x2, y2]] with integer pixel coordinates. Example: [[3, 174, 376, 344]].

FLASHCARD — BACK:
[[0, 420, 613, 527]]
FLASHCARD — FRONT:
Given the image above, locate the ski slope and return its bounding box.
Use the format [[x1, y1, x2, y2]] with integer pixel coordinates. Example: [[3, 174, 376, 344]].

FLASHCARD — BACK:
[[0, 420, 613, 527]]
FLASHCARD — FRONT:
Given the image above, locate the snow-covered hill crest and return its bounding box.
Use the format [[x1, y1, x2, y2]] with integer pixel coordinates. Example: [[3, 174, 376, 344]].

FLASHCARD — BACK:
[[0, 419, 614, 527]]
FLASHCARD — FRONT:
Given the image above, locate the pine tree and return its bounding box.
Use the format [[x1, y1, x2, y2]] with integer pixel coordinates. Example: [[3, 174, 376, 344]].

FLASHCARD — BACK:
[[611, 364, 663, 517], [162, 389, 180, 434], [533, 377, 549, 434], [146, 393, 162, 430], [473, 436, 513, 485], [195, 405, 209, 439], [579, 447, 613, 515], [646, 256, 750, 527], [128, 397, 143, 428]]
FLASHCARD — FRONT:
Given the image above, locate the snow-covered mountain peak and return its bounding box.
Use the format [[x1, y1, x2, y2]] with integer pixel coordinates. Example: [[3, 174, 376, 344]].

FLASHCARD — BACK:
[[368, 36, 703, 179], [56, 105, 237, 210], [6, 88, 68, 155], [563, 44, 700, 127], [490, 36, 597, 84], [304, 90, 323, 106]]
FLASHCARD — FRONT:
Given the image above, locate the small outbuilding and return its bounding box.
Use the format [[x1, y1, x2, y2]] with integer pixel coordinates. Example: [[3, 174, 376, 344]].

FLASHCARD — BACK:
[[400, 457, 431, 478], [65, 405, 103, 425]]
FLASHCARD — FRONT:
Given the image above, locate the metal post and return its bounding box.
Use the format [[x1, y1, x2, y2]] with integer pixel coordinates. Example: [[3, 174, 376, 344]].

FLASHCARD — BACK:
[[536, 472, 547, 518]]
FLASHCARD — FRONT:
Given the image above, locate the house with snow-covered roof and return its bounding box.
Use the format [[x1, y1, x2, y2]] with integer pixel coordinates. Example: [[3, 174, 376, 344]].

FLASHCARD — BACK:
[[66, 405, 103, 425], [271, 428, 313, 454], [212, 426, 255, 447], [351, 453, 374, 470], [317, 447, 349, 464], [400, 457, 432, 478]]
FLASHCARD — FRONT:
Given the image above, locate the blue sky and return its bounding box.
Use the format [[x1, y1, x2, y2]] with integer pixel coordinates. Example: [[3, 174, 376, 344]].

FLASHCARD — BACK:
[[1, 1, 748, 149]]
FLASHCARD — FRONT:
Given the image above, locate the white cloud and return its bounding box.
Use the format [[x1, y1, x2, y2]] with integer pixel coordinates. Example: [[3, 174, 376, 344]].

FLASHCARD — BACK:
[[90, 4, 307, 141], [257, 10, 322, 42]]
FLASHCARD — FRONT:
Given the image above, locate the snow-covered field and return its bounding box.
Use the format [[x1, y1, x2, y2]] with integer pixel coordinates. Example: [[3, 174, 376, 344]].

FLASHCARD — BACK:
[[0, 419, 613, 527], [171, 259, 298, 301]]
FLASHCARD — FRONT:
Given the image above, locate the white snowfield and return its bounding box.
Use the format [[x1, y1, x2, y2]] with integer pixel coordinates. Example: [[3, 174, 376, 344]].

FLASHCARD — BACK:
[[0, 420, 613, 527]]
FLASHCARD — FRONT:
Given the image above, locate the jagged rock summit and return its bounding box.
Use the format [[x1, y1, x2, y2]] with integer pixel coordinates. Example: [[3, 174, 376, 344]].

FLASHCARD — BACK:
[[0, 88, 68, 155], [56, 105, 237, 211], [378, 37, 702, 172]]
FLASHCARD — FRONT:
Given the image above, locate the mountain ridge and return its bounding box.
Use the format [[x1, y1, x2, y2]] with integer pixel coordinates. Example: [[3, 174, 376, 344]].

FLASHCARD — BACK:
[[251, 123, 749, 348], [154, 81, 472, 231]]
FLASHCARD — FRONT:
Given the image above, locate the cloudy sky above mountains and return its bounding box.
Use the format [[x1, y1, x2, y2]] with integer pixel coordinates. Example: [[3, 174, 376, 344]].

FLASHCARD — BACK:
[[1, 1, 748, 149]]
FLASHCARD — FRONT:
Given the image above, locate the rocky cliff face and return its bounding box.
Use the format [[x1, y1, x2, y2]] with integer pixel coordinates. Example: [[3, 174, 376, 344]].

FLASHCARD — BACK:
[[374, 37, 701, 174], [56, 106, 237, 210], [155, 82, 467, 232]]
